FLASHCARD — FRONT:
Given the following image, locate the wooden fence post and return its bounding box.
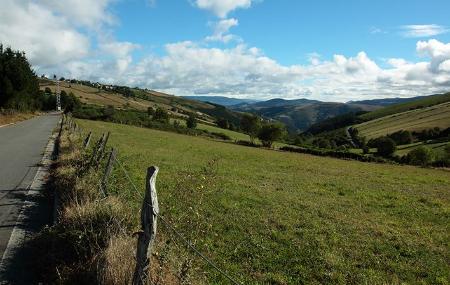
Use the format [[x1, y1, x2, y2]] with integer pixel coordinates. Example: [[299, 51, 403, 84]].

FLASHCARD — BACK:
[[132, 166, 159, 285], [99, 148, 116, 196], [97, 132, 110, 163], [83, 132, 92, 149], [88, 133, 105, 169]]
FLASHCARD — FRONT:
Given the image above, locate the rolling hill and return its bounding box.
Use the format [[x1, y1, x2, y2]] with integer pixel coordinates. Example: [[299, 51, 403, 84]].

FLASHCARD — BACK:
[[232, 98, 380, 132], [38, 78, 242, 126], [182, 96, 259, 106], [355, 100, 450, 139]]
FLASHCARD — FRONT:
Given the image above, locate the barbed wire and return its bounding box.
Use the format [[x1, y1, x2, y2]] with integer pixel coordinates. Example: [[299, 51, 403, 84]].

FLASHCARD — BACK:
[[112, 155, 241, 285]]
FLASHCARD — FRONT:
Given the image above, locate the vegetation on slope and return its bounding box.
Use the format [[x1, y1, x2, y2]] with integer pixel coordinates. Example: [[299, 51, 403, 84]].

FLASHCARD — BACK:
[[359, 92, 450, 121], [77, 119, 450, 284], [356, 101, 450, 139]]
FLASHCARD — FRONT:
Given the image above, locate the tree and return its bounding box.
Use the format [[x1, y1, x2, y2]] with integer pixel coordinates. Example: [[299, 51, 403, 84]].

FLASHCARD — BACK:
[[186, 114, 197, 129], [152, 107, 169, 123], [216, 118, 229, 129], [376, 137, 396, 157], [388, 130, 413, 145], [407, 146, 434, 166], [257, 123, 286, 148], [60, 91, 81, 113], [0, 45, 41, 111], [240, 114, 261, 143]]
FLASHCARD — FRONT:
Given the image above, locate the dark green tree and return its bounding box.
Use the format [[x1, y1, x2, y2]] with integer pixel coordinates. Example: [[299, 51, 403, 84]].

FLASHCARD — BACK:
[[152, 107, 169, 123], [186, 114, 197, 129], [376, 137, 397, 157], [257, 123, 286, 148], [0, 44, 41, 111], [240, 114, 261, 143]]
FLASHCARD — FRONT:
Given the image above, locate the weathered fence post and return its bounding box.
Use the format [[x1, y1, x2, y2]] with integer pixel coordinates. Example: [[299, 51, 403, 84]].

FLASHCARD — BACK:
[[83, 132, 92, 149], [99, 148, 116, 196], [132, 166, 159, 285], [88, 133, 105, 169], [97, 132, 110, 163]]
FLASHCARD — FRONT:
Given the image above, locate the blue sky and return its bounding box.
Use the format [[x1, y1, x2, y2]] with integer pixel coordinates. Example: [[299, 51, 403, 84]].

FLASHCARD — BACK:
[[113, 0, 450, 64], [1, 0, 450, 101]]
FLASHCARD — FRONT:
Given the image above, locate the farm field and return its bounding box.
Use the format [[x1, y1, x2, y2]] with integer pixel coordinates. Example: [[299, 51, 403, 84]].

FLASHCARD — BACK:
[[359, 92, 450, 121], [395, 141, 450, 157], [77, 119, 450, 284], [356, 101, 450, 139]]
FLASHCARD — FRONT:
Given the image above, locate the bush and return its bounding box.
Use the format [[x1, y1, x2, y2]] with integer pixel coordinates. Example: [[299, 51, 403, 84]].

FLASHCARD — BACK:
[[376, 137, 397, 157], [152, 107, 169, 123], [407, 146, 435, 166]]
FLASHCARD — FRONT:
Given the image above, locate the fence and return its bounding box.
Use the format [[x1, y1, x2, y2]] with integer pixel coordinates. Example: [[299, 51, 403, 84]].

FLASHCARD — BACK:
[[61, 115, 241, 285]]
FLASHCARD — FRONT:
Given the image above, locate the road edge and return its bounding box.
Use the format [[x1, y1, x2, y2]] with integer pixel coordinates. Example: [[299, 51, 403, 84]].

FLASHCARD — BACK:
[[0, 131, 57, 269]]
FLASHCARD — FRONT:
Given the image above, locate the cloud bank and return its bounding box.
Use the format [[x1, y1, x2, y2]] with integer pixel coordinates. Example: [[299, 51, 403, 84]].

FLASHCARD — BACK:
[[1, 1, 450, 102]]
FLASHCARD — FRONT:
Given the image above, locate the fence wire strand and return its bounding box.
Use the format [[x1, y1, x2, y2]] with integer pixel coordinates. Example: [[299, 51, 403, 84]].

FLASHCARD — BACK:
[[112, 155, 241, 285]]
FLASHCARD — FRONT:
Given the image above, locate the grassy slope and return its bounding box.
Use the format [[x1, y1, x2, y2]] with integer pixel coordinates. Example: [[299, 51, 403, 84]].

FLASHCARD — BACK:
[[39, 79, 225, 124], [77, 119, 450, 284], [359, 92, 450, 121], [356, 101, 450, 139]]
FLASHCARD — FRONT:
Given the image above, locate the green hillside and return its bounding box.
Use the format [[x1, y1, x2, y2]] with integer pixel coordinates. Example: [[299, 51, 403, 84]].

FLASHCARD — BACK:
[[38, 78, 241, 126], [356, 101, 450, 139], [78, 119, 450, 284], [359, 92, 450, 121]]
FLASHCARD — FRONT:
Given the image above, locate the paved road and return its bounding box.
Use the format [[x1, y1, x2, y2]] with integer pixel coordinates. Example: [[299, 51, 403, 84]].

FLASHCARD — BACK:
[[0, 113, 60, 260]]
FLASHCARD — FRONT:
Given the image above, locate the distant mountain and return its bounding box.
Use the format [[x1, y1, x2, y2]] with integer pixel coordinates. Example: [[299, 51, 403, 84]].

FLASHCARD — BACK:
[[232, 98, 378, 132], [347, 96, 427, 106], [182, 96, 259, 106]]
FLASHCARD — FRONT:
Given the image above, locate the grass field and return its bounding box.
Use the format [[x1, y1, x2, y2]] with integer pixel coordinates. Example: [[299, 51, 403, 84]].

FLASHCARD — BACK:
[[355, 101, 450, 139], [395, 141, 450, 157], [76, 119, 450, 284]]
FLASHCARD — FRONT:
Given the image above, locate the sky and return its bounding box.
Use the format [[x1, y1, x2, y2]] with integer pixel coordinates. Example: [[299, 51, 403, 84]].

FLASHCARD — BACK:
[[1, 0, 450, 102]]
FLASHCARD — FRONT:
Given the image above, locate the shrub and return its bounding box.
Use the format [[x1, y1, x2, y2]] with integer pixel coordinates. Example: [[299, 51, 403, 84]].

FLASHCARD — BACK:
[[152, 107, 169, 123], [376, 137, 397, 157], [407, 146, 435, 166]]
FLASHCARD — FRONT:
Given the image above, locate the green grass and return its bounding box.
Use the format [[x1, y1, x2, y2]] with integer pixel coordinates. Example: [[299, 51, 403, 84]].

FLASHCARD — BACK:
[[395, 141, 450, 157], [77, 119, 450, 284], [360, 92, 450, 121], [356, 101, 450, 139]]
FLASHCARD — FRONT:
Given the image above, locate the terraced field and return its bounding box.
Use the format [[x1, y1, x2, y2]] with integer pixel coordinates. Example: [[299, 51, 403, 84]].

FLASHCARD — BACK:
[[356, 101, 450, 139]]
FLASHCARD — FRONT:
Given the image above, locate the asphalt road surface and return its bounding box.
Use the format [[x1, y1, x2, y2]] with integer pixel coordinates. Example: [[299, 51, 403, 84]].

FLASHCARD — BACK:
[[0, 113, 60, 260]]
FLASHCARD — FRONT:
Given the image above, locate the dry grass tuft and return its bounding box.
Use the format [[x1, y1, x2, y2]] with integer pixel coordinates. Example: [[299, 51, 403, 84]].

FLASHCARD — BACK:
[[98, 236, 136, 285]]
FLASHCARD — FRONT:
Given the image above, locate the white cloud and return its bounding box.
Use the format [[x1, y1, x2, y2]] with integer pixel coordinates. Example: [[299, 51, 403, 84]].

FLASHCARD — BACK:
[[401, 24, 449, 38], [206, 18, 239, 43], [67, 39, 448, 102], [2, 1, 450, 102], [39, 0, 116, 29], [0, 0, 90, 66], [195, 0, 253, 18]]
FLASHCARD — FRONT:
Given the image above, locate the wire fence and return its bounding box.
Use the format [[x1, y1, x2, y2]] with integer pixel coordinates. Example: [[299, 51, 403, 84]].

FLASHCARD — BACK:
[[64, 116, 241, 284]]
